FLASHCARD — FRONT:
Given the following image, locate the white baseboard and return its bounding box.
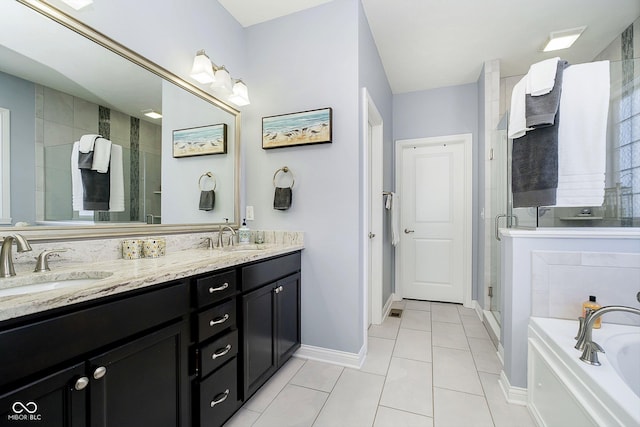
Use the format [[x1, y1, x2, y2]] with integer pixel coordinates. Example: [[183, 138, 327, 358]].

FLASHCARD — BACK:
[[382, 294, 394, 318], [498, 370, 528, 406], [294, 343, 365, 370]]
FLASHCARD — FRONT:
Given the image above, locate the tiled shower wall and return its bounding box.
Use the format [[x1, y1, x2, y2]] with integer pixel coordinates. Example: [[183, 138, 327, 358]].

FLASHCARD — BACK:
[[36, 85, 161, 222]]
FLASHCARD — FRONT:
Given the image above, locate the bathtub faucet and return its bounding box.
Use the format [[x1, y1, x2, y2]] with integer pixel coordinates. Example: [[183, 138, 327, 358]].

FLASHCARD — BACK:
[[574, 305, 640, 366]]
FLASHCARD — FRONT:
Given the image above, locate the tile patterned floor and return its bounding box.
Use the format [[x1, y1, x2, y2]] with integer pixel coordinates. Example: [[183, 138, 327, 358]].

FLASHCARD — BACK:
[[224, 300, 536, 427]]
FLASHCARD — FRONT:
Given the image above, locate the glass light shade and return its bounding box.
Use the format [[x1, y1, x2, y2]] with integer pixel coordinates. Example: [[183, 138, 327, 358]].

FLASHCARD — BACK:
[[61, 0, 93, 10], [229, 80, 250, 106], [190, 51, 215, 84], [211, 66, 233, 96]]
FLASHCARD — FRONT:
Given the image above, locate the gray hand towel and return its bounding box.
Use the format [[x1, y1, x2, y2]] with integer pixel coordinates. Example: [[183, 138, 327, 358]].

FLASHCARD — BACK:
[[81, 168, 110, 210], [526, 60, 568, 128], [199, 190, 215, 211], [78, 151, 94, 169], [274, 187, 292, 210]]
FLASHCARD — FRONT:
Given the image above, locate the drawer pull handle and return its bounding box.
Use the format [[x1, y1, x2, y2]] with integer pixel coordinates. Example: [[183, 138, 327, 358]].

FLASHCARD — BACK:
[[209, 314, 229, 327], [210, 389, 230, 407], [212, 344, 232, 360], [93, 366, 107, 380], [209, 282, 229, 293], [74, 376, 89, 391]]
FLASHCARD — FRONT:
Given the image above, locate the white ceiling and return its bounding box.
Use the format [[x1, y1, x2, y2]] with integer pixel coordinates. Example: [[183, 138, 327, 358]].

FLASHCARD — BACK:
[[217, 0, 640, 94]]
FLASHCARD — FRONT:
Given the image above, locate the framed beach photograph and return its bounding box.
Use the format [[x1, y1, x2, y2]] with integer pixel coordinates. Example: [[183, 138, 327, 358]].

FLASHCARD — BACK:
[[172, 123, 227, 158], [262, 107, 332, 149]]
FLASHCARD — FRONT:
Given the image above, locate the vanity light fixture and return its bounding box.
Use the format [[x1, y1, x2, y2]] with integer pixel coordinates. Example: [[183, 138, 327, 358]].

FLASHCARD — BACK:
[[189, 49, 250, 106], [542, 26, 586, 52], [229, 79, 250, 106], [61, 0, 93, 10], [142, 109, 162, 119]]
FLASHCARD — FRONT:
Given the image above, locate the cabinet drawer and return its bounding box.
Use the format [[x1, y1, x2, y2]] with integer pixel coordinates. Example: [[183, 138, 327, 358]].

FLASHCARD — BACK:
[[198, 359, 238, 427], [196, 300, 236, 342], [195, 270, 237, 308], [200, 330, 238, 378], [241, 252, 301, 292]]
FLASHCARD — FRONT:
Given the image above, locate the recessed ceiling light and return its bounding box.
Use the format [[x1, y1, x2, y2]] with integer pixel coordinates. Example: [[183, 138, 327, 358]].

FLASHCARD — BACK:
[[142, 109, 162, 119], [61, 0, 93, 10], [542, 26, 586, 52]]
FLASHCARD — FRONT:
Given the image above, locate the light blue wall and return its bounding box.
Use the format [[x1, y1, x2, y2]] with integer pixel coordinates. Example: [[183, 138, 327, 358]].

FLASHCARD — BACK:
[[357, 2, 395, 308], [393, 83, 480, 301], [0, 71, 36, 225], [243, 0, 363, 353]]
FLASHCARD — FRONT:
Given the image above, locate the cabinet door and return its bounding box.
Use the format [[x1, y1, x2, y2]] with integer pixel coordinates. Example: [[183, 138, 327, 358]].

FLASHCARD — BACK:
[[88, 321, 189, 427], [0, 363, 87, 427], [275, 273, 301, 365], [242, 284, 275, 399]]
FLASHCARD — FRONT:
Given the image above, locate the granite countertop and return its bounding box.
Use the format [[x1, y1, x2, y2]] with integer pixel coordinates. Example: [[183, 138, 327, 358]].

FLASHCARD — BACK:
[[0, 243, 303, 322]]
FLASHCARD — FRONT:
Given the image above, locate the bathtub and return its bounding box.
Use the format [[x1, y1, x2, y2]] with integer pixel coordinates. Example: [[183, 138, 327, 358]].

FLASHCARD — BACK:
[[528, 317, 640, 427]]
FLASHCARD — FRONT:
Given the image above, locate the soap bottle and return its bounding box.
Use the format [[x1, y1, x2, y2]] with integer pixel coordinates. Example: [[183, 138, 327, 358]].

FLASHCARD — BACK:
[[238, 218, 250, 244], [582, 295, 602, 329]]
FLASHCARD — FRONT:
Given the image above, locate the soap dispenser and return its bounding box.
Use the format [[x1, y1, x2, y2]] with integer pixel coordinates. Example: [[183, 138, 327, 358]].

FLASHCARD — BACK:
[[238, 218, 250, 244], [582, 295, 602, 329]]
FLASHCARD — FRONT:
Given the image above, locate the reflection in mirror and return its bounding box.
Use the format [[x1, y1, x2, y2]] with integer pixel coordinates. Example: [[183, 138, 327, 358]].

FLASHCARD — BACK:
[[0, 0, 239, 238]]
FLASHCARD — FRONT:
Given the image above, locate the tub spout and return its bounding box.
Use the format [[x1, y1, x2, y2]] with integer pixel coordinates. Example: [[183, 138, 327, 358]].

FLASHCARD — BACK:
[[576, 304, 640, 366]]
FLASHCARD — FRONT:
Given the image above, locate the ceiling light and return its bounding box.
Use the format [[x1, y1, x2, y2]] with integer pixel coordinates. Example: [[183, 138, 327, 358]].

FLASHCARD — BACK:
[[542, 26, 586, 52], [190, 50, 215, 84], [61, 0, 93, 10], [229, 79, 250, 106], [142, 109, 162, 119]]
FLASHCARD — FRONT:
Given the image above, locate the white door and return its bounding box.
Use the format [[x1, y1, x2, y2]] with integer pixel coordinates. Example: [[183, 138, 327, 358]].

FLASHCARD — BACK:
[[397, 134, 471, 304]]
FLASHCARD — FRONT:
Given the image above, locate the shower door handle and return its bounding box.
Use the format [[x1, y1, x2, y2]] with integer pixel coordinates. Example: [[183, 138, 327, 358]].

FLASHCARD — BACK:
[[495, 214, 519, 241]]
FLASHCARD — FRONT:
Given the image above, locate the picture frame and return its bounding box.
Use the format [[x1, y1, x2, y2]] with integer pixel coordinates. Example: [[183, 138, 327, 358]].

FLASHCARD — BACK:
[[262, 107, 332, 149], [172, 123, 227, 158]]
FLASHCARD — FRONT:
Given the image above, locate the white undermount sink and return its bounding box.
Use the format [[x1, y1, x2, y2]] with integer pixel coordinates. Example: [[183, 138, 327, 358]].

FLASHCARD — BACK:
[[221, 244, 268, 252], [0, 271, 113, 297]]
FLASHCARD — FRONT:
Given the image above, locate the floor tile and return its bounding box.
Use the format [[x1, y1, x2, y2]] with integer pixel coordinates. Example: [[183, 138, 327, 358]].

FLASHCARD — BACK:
[[313, 369, 384, 427], [400, 309, 432, 331], [478, 372, 537, 427], [433, 387, 493, 427], [432, 347, 483, 395], [223, 408, 261, 427], [379, 357, 433, 416], [462, 321, 491, 340], [369, 316, 402, 339], [361, 336, 395, 375], [457, 305, 478, 318], [392, 300, 407, 309], [431, 321, 469, 350], [374, 406, 434, 427], [393, 328, 432, 362], [468, 338, 502, 375], [431, 303, 462, 324], [290, 360, 343, 392], [253, 384, 328, 427], [244, 358, 306, 412], [405, 299, 432, 311]]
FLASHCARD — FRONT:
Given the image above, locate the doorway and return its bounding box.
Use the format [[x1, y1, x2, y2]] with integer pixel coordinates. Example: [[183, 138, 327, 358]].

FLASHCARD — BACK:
[[395, 134, 472, 306], [362, 88, 384, 330]]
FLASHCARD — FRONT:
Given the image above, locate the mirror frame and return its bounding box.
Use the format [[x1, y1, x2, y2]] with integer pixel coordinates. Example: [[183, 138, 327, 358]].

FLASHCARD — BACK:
[[5, 0, 241, 242]]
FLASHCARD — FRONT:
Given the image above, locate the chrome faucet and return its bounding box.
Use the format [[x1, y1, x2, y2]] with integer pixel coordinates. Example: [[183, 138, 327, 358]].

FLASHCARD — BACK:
[[217, 225, 236, 248], [0, 234, 33, 277], [34, 249, 67, 272], [575, 304, 640, 365]]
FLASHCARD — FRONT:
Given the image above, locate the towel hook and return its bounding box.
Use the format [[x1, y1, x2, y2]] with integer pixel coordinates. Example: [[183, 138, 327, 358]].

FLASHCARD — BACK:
[[273, 166, 295, 188], [199, 172, 217, 191]]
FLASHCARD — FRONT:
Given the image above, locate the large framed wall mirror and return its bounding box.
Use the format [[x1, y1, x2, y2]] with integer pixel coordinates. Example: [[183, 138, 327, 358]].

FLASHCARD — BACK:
[[0, 0, 240, 240]]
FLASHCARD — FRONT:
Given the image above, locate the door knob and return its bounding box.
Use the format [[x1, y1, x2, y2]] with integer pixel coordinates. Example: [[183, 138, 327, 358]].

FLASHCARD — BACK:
[[93, 366, 107, 380], [368, 232, 375, 238], [404, 229, 415, 234], [74, 376, 89, 390]]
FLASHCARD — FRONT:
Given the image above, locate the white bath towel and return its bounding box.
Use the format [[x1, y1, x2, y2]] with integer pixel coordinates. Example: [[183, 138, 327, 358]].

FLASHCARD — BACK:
[[555, 61, 610, 207], [108, 144, 125, 212], [390, 192, 400, 247], [91, 137, 112, 173], [78, 134, 101, 153], [508, 76, 531, 139], [72, 142, 125, 212], [526, 57, 560, 96]]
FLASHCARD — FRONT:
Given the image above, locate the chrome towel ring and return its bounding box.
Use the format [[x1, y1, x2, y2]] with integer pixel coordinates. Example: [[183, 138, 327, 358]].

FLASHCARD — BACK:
[[273, 166, 295, 188], [199, 172, 217, 191]]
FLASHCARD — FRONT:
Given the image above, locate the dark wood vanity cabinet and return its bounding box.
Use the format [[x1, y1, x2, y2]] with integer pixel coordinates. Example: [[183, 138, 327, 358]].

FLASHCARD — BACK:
[[0, 281, 190, 427], [240, 252, 301, 400]]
